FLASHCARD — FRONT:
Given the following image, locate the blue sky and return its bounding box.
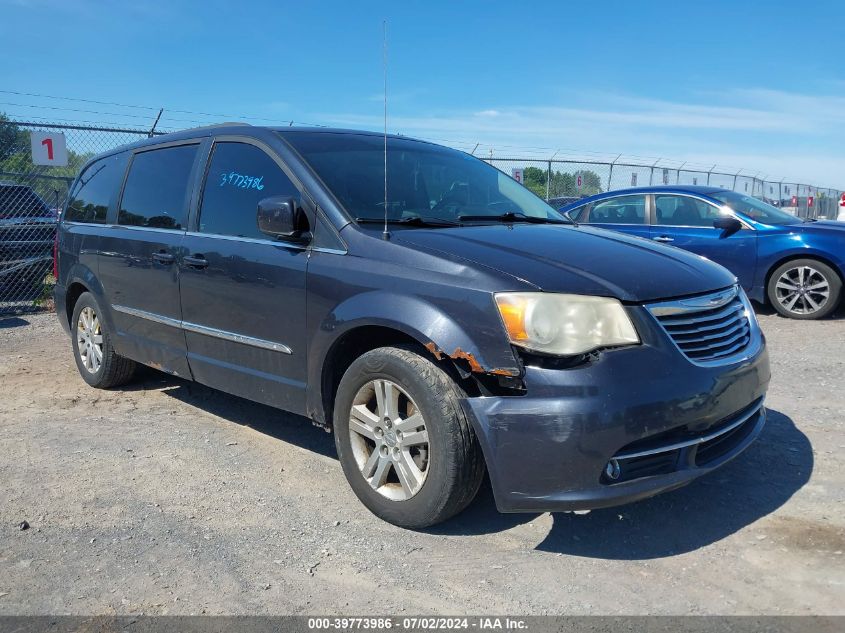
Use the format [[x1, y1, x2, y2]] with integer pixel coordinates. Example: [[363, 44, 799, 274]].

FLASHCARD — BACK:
[[1, 0, 844, 185]]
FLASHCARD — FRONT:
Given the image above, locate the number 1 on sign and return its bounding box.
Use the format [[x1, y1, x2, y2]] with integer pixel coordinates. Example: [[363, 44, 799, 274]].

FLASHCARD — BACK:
[[41, 138, 54, 161]]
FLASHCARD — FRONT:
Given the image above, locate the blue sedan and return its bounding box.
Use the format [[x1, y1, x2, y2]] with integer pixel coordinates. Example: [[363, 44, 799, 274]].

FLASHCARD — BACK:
[[561, 186, 845, 319]]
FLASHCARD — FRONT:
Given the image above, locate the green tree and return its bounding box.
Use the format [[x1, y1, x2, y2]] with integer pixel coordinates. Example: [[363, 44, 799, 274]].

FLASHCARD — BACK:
[[0, 112, 93, 205], [0, 113, 28, 163], [522, 166, 548, 198], [549, 168, 602, 198], [1, 113, 91, 171], [518, 165, 604, 200]]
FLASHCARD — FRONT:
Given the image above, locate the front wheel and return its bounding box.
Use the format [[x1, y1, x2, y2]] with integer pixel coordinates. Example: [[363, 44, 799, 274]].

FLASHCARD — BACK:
[[333, 346, 485, 528], [767, 259, 842, 319]]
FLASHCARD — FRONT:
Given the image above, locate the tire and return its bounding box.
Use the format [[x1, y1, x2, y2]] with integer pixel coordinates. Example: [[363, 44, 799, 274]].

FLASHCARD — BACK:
[[70, 292, 137, 388], [767, 259, 842, 320], [333, 346, 485, 529]]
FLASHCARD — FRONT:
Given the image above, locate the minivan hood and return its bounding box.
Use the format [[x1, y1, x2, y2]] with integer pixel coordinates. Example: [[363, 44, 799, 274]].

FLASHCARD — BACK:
[[394, 224, 736, 302]]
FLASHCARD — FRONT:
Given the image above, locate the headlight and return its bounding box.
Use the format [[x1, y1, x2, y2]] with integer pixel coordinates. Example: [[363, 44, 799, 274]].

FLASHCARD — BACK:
[[494, 292, 640, 356]]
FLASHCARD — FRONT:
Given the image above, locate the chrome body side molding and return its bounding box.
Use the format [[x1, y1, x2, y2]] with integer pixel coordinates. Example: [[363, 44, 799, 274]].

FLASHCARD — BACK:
[[111, 304, 293, 355]]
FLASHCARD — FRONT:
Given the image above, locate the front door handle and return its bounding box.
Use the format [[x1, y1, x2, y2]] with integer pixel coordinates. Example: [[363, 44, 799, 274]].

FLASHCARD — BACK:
[[152, 251, 175, 264], [653, 236, 674, 243], [183, 254, 209, 269]]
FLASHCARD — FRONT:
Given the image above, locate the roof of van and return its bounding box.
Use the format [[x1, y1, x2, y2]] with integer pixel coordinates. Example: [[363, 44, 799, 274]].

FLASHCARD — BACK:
[[112, 125, 421, 153], [74, 125, 443, 179]]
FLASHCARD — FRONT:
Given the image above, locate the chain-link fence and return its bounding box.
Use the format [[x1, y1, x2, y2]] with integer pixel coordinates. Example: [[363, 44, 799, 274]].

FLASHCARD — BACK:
[[0, 119, 157, 315], [484, 158, 843, 220], [1, 116, 842, 315]]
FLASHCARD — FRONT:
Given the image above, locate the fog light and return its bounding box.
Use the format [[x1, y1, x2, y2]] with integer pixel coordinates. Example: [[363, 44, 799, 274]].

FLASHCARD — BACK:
[[605, 459, 621, 480]]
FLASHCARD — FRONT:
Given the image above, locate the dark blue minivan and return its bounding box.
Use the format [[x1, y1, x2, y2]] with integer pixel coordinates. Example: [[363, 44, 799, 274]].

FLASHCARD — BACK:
[[55, 126, 769, 527]]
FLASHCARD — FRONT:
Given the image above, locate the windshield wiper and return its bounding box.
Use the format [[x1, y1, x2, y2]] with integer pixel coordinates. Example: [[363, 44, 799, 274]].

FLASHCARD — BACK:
[[458, 211, 569, 224], [356, 216, 461, 227]]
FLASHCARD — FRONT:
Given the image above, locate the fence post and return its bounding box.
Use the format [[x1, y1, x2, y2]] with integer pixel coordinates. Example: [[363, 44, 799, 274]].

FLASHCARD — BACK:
[[707, 165, 716, 185], [607, 154, 621, 192], [148, 108, 163, 137], [546, 160, 552, 201], [649, 159, 661, 186]]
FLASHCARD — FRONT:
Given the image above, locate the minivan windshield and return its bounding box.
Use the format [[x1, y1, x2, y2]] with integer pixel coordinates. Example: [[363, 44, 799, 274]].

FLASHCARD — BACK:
[[708, 190, 802, 226], [283, 132, 569, 226]]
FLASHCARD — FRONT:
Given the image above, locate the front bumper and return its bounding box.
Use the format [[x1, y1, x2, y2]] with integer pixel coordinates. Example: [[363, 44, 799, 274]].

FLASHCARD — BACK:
[[461, 312, 770, 513]]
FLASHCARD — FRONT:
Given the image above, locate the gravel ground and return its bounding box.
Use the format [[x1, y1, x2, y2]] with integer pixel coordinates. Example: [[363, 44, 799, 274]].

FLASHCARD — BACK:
[[0, 308, 843, 615]]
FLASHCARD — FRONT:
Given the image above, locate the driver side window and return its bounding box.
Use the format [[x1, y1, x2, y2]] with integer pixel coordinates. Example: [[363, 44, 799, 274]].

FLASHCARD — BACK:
[[199, 142, 299, 239]]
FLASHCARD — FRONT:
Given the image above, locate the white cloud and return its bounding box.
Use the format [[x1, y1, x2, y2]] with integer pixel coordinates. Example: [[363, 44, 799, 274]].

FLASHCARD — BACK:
[[316, 88, 845, 186]]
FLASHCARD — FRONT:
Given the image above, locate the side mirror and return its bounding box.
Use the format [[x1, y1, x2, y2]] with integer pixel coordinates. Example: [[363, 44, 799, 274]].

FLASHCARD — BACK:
[[713, 216, 742, 236], [257, 196, 309, 242]]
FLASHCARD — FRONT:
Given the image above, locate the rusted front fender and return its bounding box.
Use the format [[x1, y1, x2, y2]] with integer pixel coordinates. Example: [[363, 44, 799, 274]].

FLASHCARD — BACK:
[[306, 289, 521, 426]]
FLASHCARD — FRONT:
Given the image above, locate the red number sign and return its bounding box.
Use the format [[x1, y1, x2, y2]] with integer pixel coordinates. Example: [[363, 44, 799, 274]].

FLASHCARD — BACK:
[[30, 131, 67, 166], [41, 138, 54, 161]]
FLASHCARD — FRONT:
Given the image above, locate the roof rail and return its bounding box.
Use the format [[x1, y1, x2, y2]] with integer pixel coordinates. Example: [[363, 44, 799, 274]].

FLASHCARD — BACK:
[[182, 122, 254, 132]]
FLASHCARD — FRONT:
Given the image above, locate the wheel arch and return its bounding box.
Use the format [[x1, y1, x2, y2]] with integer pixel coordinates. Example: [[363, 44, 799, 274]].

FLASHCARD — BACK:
[[64, 281, 89, 328], [306, 291, 524, 430], [62, 264, 113, 331], [763, 252, 844, 305], [316, 324, 491, 432]]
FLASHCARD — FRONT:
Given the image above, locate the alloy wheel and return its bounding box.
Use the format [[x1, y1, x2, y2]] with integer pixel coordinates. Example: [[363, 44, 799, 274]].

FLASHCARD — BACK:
[[774, 265, 830, 316], [77, 306, 103, 374], [348, 379, 430, 501]]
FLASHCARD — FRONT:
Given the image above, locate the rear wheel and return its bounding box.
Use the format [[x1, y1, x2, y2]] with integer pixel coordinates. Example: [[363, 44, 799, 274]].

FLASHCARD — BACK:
[[71, 292, 137, 388], [767, 259, 842, 319], [333, 346, 485, 528]]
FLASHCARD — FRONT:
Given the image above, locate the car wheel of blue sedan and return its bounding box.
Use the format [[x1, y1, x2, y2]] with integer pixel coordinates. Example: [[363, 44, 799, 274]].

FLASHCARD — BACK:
[[767, 259, 842, 320]]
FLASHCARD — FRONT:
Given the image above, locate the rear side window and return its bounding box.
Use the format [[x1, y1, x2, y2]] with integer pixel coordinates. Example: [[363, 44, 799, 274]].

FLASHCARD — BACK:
[[198, 142, 299, 239], [65, 152, 128, 223], [587, 195, 646, 224], [118, 144, 198, 229], [655, 195, 721, 227]]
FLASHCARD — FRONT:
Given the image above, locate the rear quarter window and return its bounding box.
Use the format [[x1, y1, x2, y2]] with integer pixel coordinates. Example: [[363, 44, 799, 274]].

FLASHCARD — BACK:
[[65, 152, 129, 224], [568, 203, 592, 222]]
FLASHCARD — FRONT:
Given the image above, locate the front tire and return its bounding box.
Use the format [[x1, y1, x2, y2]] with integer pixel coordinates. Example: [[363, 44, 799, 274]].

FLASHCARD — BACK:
[[333, 346, 485, 529], [767, 259, 842, 319], [71, 292, 137, 388]]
